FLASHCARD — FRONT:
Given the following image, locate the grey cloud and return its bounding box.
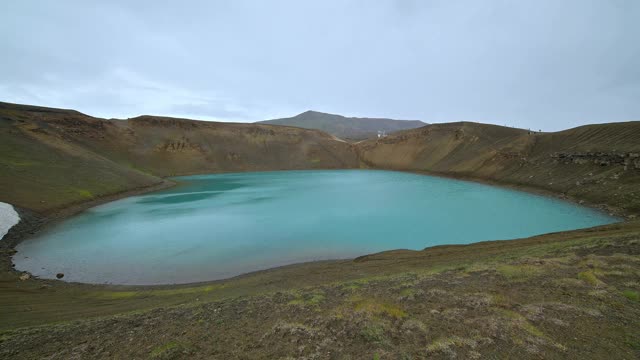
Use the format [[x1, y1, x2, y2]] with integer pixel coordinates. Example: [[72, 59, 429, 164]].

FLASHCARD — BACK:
[[1, 0, 639, 130]]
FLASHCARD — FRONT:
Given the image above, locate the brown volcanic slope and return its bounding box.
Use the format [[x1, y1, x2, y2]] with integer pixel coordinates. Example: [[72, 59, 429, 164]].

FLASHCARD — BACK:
[[0, 102, 359, 212], [2, 101, 639, 214], [358, 121, 640, 213]]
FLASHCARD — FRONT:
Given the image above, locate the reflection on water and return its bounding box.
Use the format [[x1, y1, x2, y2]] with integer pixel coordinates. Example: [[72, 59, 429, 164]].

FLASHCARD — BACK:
[[14, 170, 619, 285]]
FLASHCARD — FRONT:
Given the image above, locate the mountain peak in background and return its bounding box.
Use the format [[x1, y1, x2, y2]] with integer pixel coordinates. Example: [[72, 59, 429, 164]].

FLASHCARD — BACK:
[[258, 111, 426, 140]]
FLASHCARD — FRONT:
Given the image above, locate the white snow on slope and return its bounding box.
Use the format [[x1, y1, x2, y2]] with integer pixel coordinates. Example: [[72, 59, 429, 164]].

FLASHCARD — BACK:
[[0, 202, 20, 240]]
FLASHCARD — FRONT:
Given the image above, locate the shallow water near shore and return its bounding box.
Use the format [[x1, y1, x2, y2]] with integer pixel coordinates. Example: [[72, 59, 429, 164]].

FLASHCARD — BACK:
[[14, 170, 618, 285]]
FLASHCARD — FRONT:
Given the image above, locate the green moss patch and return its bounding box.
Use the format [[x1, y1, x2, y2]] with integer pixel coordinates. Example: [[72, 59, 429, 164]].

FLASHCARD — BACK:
[[622, 290, 639, 302], [150, 341, 189, 359]]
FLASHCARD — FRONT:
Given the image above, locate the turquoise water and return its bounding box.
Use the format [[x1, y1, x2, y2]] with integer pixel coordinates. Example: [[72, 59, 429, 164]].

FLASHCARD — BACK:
[[14, 170, 618, 285]]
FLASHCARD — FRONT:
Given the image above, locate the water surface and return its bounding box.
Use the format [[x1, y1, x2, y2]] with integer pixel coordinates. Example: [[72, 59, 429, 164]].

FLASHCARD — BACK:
[[14, 170, 618, 284]]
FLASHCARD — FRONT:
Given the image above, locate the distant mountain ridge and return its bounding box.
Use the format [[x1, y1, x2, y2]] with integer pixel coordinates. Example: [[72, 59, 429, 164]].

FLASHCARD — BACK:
[[258, 110, 426, 140]]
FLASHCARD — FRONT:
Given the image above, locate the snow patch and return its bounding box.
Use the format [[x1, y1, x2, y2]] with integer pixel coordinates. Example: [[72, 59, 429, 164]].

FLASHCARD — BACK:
[[0, 202, 20, 240]]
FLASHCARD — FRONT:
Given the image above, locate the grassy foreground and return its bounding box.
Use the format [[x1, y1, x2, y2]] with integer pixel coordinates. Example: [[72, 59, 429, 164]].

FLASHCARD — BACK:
[[1, 221, 639, 359]]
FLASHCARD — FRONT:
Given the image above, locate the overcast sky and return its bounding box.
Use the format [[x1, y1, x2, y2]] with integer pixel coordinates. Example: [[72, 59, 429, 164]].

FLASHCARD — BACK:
[[1, 1, 638, 130]]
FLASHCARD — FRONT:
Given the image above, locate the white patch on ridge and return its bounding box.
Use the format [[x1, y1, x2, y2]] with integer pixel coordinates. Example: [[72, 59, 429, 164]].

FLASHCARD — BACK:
[[0, 202, 20, 240]]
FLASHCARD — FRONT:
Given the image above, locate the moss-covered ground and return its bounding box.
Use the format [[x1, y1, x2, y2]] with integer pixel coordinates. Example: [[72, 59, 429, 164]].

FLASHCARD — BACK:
[[1, 221, 639, 359]]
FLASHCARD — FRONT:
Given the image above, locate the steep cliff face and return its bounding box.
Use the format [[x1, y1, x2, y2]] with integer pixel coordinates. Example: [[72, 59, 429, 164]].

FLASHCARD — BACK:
[[357, 122, 531, 175], [0, 103, 359, 212], [117, 116, 359, 176], [357, 121, 640, 213]]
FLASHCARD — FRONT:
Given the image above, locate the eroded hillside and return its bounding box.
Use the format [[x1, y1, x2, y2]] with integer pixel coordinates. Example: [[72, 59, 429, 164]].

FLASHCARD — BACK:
[[357, 121, 640, 213], [0, 102, 359, 212], [2, 102, 639, 215]]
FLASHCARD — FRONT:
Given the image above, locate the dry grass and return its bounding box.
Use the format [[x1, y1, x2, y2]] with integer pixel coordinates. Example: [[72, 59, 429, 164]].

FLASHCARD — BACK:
[[496, 264, 545, 280], [578, 270, 604, 286]]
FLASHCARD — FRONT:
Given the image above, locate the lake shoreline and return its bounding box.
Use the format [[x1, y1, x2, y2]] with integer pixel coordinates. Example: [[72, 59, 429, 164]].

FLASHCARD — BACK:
[[2, 168, 630, 288], [406, 169, 630, 219], [0, 180, 177, 276], [1, 168, 639, 336]]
